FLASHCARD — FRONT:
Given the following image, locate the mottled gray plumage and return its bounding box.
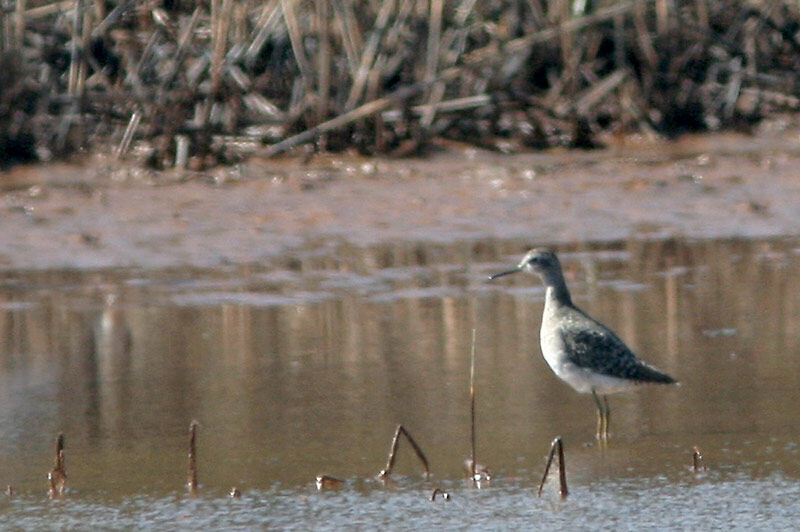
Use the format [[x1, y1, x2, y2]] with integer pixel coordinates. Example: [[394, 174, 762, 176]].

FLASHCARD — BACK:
[[557, 309, 675, 385], [490, 247, 676, 439]]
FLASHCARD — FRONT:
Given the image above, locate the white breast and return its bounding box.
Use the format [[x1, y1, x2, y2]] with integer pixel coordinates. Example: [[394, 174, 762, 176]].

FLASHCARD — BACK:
[[539, 288, 636, 395], [539, 288, 570, 377]]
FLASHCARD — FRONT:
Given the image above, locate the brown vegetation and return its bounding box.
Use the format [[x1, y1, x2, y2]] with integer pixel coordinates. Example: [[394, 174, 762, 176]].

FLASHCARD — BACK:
[[2, 1, 800, 169]]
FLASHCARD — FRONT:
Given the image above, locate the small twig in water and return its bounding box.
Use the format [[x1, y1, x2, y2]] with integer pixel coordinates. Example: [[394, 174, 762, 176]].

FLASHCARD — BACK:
[[692, 445, 707, 473], [48, 433, 67, 498], [378, 424, 430, 480], [316, 475, 345, 490], [187, 420, 199, 495], [464, 458, 492, 483], [538, 437, 568, 499], [430, 487, 451, 501]]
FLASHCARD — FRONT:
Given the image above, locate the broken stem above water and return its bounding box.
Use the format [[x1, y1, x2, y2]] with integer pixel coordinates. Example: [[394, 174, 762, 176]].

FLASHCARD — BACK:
[[469, 327, 477, 484], [378, 424, 430, 480], [538, 437, 568, 499], [48, 433, 67, 499]]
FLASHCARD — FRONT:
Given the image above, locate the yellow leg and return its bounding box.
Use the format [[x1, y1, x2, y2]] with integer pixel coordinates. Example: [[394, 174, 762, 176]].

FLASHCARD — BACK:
[[592, 390, 603, 440], [592, 390, 611, 441]]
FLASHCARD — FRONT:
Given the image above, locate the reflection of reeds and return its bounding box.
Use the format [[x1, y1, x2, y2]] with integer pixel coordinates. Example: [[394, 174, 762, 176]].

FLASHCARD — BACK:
[[2, 238, 798, 501], [3, 1, 800, 167]]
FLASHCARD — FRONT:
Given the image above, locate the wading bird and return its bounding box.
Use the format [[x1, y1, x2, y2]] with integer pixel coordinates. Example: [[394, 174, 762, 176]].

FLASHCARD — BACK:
[[490, 248, 677, 440]]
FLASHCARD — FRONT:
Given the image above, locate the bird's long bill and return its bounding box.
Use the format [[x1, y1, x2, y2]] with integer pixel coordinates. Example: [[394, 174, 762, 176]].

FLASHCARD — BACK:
[[488, 267, 521, 280]]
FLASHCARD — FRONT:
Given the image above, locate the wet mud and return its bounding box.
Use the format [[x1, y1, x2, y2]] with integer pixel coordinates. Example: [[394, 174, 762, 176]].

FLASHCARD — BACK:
[[2, 128, 800, 271]]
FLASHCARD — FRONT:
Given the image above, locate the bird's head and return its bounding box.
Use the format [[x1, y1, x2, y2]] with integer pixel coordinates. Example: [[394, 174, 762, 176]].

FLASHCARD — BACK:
[[489, 248, 562, 282]]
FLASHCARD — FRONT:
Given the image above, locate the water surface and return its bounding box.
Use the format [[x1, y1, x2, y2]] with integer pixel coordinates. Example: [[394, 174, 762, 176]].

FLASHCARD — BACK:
[[0, 237, 799, 528]]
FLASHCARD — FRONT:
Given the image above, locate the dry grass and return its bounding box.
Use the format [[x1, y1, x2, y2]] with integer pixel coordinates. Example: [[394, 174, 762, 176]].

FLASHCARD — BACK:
[[2, 0, 800, 168]]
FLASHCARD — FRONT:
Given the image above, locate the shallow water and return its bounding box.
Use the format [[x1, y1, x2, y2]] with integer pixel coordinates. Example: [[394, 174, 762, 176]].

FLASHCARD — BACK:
[[0, 236, 799, 528]]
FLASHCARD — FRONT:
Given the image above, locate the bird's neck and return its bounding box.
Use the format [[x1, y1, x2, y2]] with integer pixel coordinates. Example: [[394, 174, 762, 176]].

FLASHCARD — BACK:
[[544, 277, 573, 307]]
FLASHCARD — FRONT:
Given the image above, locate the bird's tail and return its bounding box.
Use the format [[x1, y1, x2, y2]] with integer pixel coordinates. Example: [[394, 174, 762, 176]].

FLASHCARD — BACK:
[[635, 363, 677, 385]]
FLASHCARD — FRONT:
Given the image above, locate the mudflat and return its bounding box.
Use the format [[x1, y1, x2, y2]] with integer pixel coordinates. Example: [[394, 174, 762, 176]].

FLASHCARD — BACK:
[[2, 130, 799, 271]]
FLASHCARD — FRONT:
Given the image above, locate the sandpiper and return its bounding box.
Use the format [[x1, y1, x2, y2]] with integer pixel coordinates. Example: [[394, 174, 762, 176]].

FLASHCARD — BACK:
[[489, 248, 677, 440]]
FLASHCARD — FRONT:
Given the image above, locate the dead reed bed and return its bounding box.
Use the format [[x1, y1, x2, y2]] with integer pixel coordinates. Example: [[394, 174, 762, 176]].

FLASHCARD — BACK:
[[2, 0, 800, 169]]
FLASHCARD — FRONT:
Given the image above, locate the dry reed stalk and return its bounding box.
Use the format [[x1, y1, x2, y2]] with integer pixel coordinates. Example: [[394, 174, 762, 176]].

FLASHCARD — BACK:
[[408, 94, 492, 117], [419, 0, 474, 128], [9, 0, 800, 166], [175, 134, 189, 168], [331, 0, 362, 75], [231, 1, 248, 44], [116, 111, 141, 158], [743, 12, 762, 80], [17, 0, 75, 20], [244, 0, 281, 66], [91, 1, 104, 30], [78, 1, 93, 93], [281, 0, 313, 97], [613, 12, 626, 70], [159, 7, 201, 94], [633, 1, 657, 69], [366, 55, 385, 152], [262, 65, 460, 156], [696, 0, 710, 28], [14, 0, 25, 46], [420, 0, 444, 128], [67, 0, 84, 96], [575, 70, 629, 116], [526, 0, 546, 26], [91, 0, 130, 39], [385, 0, 414, 53], [315, 0, 331, 129], [490, 0, 649, 59], [656, 0, 671, 35], [556, 0, 576, 99], [210, 0, 234, 98], [346, 0, 395, 111]]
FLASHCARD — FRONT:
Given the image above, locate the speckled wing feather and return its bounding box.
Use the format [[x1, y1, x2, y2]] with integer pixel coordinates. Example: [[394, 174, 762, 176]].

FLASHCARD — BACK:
[[558, 310, 675, 383]]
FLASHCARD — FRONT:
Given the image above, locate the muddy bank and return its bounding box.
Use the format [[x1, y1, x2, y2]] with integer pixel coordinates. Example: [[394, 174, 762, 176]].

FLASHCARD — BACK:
[[2, 130, 800, 271]]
